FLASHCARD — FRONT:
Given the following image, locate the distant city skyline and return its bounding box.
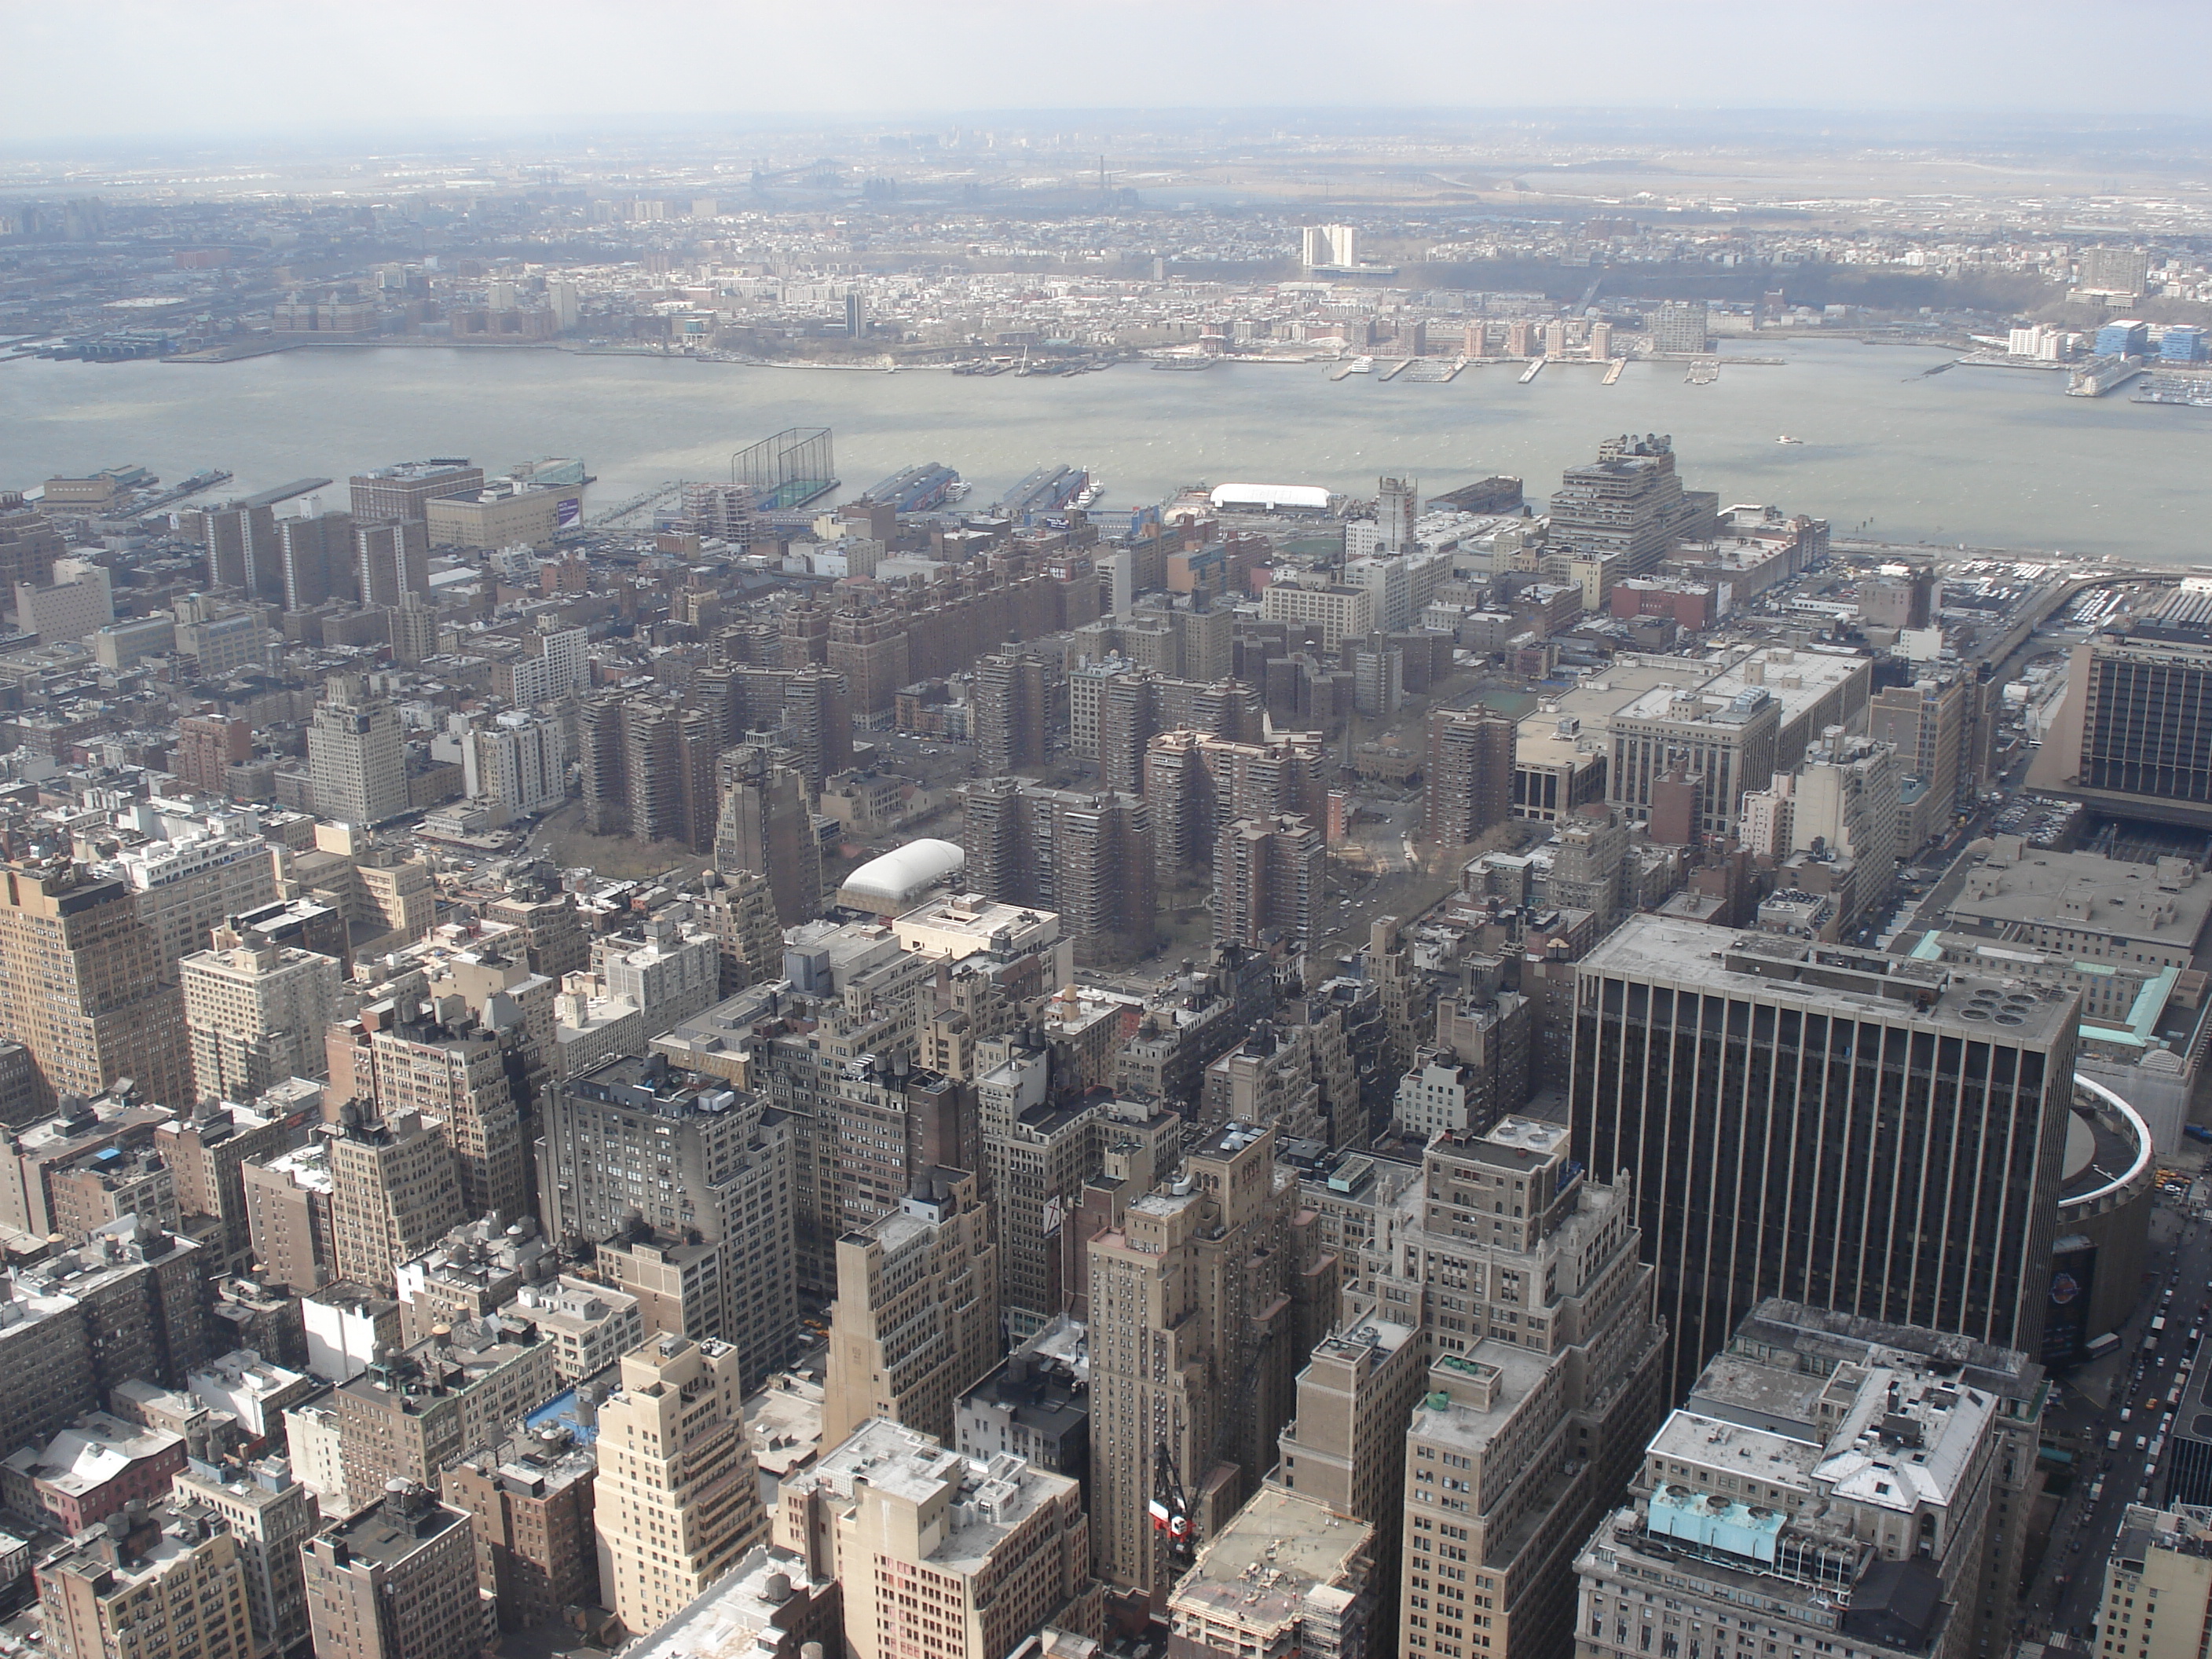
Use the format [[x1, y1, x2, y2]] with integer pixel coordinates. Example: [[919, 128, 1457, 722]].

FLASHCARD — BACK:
[[6, 0, 2212, 147]]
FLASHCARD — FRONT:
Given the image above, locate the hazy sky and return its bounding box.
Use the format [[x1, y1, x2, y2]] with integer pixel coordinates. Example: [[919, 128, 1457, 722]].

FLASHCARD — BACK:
[[5, 0, 2211, 148]]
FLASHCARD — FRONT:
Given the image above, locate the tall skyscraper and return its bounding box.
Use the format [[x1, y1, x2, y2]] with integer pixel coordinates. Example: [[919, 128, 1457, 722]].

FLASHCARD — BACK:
[[776, 1419, 1101, 1659], [777, 662, 853, 790], [390, 590, 441, 665], [1425, 705, 1515, 848], [1302, 224, 1356, 269], [594, 1334, 767, 1639], [325, 1107, 468, 1295], [1213, 813, 1323, 947], [352, 518, 431, 608], [110, 815, 282, 973], [1738, 733, 1902, 937], [577, 697, 723, 851], [243, 1144, 335, 1291], [0, 860, 191, 1112], [307, 674, 408, 827], [1274, 1307, 1425, 1656], [2045, 594, 2212, 827], [301, 1482, 481, 1659], [1650, 300, 1710, 353], [1548, 434, 1716, 576], [822, 1168, 1001, 1448], [173, 1455, 322, 1657], [1096, 670, 1265, 793], [1144, 727, 1327, 878], [482, 882, 587, 981], [697, 866, 784, 993], [540, 1053, 798, 1386], [973, 650, 1055, 775], [180, 930, 343, 1104], [1875, 669, 1990, 822], [1544, 804, 1632, 928], [1357, 1116, 1668, 1659], [825, 605, 910, 716], [0, 1218, 211, 1456], [977, 1077, 1143, 1341], [362, 1013, 530, 1226], [1086, 1122, 1337, 1604], [961, 778, 1156, 965], [1571, 917, 2079, 1394], [504, 625, 590, 705], [187, 502, 283, 602], [273, 509, 354, 609], [1606, 683, 1780, 841], [2079, 246, 2152, 298], [712, 743, 822, 926], [460, 711, 568, 822], [1379, 474, 1419, 551], [154, 1097, 293, 1272]]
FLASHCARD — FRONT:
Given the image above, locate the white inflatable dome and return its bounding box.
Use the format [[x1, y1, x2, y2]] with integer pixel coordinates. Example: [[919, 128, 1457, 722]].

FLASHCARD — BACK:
[[840, 839, 965, 909]]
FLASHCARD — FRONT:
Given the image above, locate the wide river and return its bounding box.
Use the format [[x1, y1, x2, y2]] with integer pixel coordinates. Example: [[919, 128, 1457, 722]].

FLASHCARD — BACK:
[[5, 339, 2207, 562]]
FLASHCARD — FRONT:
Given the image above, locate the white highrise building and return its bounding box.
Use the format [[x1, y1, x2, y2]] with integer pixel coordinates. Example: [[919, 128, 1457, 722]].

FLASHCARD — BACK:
[[1302, 224, 1356, 269], [463, 712, 568, 821], [306, 673, 407, 827], [508, 627, 589, 704], [1378, 475, 1418, 552]]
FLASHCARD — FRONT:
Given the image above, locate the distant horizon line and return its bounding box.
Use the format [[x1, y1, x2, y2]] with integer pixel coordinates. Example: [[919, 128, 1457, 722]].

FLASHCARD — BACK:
[[9, 104, 2212, 159]]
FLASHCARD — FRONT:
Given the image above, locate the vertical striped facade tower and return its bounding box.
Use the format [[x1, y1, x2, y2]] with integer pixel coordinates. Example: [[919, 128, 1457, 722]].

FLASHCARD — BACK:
[[1570, 916, 2078, 1395]]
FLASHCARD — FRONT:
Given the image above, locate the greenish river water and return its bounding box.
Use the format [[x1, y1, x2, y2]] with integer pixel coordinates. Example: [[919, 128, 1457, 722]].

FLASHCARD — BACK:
[[5, 339, 2206, 562]]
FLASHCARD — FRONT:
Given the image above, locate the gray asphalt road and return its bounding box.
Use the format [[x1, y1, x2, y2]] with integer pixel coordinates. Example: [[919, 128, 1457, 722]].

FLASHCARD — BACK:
[[2020, 1203, 2210, 1643]]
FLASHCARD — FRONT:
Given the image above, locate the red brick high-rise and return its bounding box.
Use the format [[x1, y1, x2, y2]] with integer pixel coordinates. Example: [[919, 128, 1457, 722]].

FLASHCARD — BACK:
[[172, 715, 253, 795]]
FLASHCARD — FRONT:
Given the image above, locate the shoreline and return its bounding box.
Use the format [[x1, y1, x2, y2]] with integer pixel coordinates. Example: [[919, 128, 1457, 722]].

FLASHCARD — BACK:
[[152, 339, 1815, 375], [12, 335, 2207, 566]]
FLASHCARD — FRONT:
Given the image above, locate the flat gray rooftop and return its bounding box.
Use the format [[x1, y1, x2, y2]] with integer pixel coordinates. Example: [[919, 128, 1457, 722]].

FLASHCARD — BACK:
[[1581, 916, 2077, 1044]]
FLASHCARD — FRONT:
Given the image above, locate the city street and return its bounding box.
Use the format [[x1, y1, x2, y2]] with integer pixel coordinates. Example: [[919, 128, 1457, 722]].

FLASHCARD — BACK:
[[2019, 1190, 2211, 1643]]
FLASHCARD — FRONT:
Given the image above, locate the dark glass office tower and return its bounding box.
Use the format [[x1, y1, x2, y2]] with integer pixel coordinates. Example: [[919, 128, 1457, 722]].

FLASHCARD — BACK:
[[2076, 604, 2212, 817], [1570, 916, 2078, 1394]]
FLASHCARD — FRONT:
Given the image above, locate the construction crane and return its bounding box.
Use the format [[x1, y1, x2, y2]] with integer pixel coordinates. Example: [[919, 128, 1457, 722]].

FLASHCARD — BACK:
[[1148, 1326, 1277, 1569], [1149, 1443, 1196, 1564]]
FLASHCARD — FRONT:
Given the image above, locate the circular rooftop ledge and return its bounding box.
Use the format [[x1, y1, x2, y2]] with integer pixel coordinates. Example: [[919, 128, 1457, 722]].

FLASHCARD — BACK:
[[2063, 1071, 2154, 1210]]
